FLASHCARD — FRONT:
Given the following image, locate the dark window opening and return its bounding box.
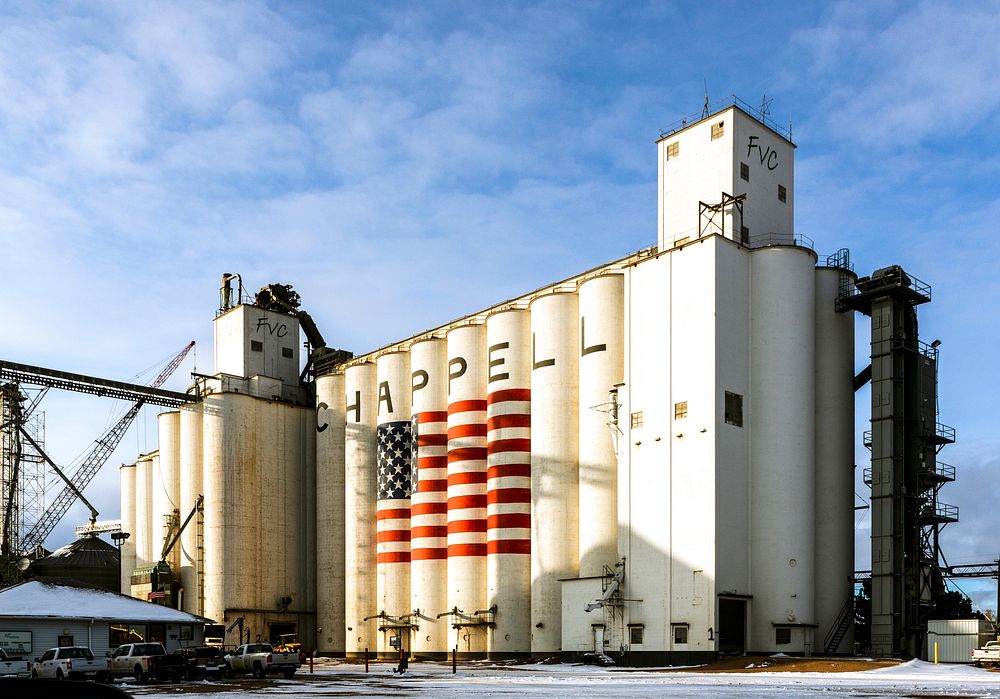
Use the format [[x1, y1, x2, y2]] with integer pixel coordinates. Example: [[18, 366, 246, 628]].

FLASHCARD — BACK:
[[775, 627, 791, 645], [629, 625, 644, 645], [740, 162, 749, 181], [250, 340, 263, 352], [740, 225, 749, 244], [725, 391, 743, 427], [281, 347, 293, 358], [673, 625, 689, 644], [778, 184, 787, 203]]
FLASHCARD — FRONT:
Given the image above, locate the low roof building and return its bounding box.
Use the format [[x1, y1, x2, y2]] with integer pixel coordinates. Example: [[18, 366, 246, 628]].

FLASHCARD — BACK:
[[0, 580, 212, 658]]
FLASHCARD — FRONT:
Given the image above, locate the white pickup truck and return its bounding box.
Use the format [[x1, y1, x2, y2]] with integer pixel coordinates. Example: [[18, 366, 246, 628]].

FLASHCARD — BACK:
[[225, 643, 299, 679], [0, 648, 31, 678], [972, 640, 1000, 666], [108, 642, 185, 683], [32, 646, 108, 680]]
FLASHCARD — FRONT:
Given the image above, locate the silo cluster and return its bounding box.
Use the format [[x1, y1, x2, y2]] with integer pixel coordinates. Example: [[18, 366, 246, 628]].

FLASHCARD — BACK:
[[317, 275, 626, 659], [123, 388, 315, 644]]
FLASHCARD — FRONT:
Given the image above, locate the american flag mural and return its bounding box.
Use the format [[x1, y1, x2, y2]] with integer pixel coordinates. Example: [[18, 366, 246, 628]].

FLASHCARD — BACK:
[[447, 398, 488, 557], [376, 421, 413, 564], [486, 388, 531, 554], [411, 410, 448, 560]]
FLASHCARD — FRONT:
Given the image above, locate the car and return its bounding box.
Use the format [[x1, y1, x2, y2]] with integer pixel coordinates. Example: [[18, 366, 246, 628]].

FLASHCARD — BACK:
[[173, 646, 227, 680]]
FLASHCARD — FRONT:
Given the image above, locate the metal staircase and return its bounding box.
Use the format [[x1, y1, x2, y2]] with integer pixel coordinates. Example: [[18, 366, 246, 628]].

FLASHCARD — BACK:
[[823, 596, 854, 654]]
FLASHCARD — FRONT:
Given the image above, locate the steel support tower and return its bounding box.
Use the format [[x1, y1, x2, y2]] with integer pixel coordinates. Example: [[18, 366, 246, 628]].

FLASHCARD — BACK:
[[843, 265, 956, 658]]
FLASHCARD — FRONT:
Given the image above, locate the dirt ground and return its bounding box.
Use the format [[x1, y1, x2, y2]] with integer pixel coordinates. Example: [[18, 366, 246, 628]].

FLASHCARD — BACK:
[[673, 655, 901, 673]]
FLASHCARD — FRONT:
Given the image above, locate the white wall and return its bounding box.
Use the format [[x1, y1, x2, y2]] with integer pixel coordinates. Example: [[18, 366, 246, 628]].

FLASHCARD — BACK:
[[214, 305, 301, 388]]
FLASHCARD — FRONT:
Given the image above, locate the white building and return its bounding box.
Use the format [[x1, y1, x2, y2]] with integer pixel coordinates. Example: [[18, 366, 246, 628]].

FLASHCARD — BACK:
[[123, 100, 856, 665], [0, 580, 208, 658]]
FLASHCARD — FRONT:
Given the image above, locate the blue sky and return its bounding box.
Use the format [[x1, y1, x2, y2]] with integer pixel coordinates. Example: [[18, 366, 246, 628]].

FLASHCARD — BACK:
[[1, 1, 998, 610]]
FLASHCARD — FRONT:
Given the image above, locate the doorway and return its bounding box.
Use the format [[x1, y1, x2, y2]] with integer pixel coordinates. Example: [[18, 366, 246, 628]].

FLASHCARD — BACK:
[[718, 599, 747, 654]]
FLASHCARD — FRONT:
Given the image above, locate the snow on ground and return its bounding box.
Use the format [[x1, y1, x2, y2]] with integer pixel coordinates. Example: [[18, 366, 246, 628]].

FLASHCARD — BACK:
[[127, 659, 1000, 698]]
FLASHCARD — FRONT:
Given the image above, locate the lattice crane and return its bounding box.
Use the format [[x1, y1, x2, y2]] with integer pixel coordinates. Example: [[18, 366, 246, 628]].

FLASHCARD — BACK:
[[6, 342, 195, 555]]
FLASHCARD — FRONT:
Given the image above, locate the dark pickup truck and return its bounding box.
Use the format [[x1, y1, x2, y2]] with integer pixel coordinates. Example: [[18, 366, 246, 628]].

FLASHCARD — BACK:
[[173, 645, 227, 679], [107, 642, 186, 683]]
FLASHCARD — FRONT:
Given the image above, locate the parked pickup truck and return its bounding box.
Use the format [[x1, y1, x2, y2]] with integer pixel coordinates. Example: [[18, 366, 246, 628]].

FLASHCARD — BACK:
[[972, 640, 1000, 666], [225, 643, 299, 679], [108, 642, 185, 683], [173, 645, 227, 679], [32, 646, 108, 680], [0, 648, 31, 678]]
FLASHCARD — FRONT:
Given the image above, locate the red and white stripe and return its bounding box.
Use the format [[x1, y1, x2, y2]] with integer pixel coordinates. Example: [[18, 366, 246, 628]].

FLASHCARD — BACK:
[[411, 411, 448, 560], [486, 388, 531, 555], [447, 399, 488, 557]]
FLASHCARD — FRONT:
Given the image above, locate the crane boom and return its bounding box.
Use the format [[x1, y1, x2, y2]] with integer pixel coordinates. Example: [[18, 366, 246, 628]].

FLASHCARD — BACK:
[[17, 342, 194, 554]]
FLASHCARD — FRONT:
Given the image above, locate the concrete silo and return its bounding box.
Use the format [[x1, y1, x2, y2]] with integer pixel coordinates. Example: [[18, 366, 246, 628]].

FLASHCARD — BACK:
[[119, 462, 136, 595], [529, 292, 580, 656], [446, 324, 488, 657], [154, 411, 181, 569], [316, 373, 346, 655], [134, 454, 154, 569], [749, 246, 817, 653], [178, 403, 203, 616], [577, 274, 624, 576], [375, 351, 413, 656], [484, 309, 532, 658], [409, 338, 449, 658], [344, 362, 377, 657], [202, 392, 260, 635], [813, 265, 856, 652]]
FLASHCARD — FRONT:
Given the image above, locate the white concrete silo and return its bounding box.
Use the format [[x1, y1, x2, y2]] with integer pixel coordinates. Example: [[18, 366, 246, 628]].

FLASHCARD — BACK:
[[154, 411, 181, 568], [134, 454, 154, 569], [345, 362, 378, 657], [316, 373, 346, 655], [119, 462, 136, 595], [202, 392, 261, 640], [484, 309, 532, 658], [446, 324, 488, 657], [409, 338, 449, 658], [749, 246, 817, 653], [179, 403, 203, 616], [376, 351, 413, 657], [529, 292, 580, 655], [577, 274, 624, 576], [301, 404, 318, 648], [813, 266, 856, 652]]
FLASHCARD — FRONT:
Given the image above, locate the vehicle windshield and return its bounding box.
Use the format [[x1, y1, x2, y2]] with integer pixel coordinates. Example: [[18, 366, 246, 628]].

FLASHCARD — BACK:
[[133, 644, 165, 656], [247, 644, 272, 654]]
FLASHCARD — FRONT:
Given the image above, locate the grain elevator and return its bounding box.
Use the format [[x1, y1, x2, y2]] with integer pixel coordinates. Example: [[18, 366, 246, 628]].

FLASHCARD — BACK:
[[122, 100, 865, 664]]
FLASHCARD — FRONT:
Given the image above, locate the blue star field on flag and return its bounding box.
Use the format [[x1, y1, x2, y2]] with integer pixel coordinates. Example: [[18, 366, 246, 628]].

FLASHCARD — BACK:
[[377, 420, 413, 500]]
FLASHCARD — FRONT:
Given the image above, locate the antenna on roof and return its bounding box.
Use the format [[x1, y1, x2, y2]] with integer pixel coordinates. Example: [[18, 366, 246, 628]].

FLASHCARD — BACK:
[[788, 119, 793, 141], [701, 79, 710, 118], [759, 94, 773, 119]]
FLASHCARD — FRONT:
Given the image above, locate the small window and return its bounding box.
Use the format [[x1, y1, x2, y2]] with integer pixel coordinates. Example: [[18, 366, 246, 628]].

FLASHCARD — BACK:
[[666, 141, 679, 159], [629, 625, 644, 645], [778, 184, 787, 203], [630, 411, 643, 429], [711, 121, 724, 140], [179, 625, 193, 641], [740, 162, 749, 181], [740, 225, 749, 244], [673, 625, 689, 644], [250, 340, 263, 352], [674, 401, 688, 419], [725, 391, 743, 427], [775, 627, 791, 645], [281, 347, 293, 358]]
